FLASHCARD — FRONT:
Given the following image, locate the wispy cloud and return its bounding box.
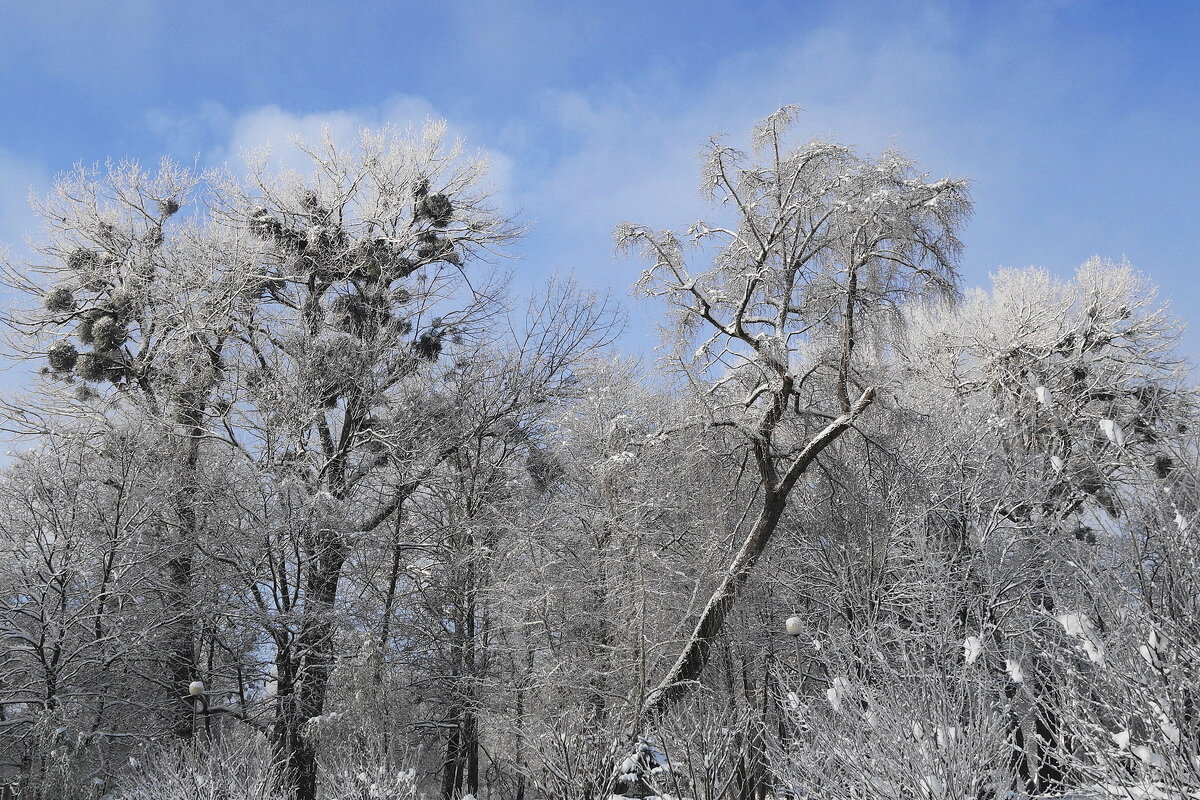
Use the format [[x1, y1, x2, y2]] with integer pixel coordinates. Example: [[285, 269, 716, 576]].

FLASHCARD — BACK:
[[501, 9, 976, 299]]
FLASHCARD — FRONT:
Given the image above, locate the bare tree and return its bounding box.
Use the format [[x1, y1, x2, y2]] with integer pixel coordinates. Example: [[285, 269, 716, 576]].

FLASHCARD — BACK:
[[203, 122, 522, 800], [1, 158, 238, 739], [0, 424, 170, 795], [617, 106, 969, 727], [894, 260, 1192, 793]]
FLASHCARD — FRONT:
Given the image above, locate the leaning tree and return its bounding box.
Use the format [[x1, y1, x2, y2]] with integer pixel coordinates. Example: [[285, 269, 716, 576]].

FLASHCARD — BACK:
[[616, 107, 971, 734]]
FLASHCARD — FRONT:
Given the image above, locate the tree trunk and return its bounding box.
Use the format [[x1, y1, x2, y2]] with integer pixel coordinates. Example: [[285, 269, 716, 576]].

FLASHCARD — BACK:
[[164, 552, 195, 738], [638, 388, 875, 725], [638, 494, 780, 724], [440, 709, 465, 800], [277, 529, 348, 800], [441, 530, 480, 800], [465, 710, 480, 797], [836, 264, 860, 413], [165, 419, 204, 739], [514, 634, 533, 800], [462, 559, 480, 800], [378, 516, 406, 665]]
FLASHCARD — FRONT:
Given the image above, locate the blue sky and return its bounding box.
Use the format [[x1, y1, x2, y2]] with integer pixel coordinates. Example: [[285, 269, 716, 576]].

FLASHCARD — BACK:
[[1, 0, 1198, 359]]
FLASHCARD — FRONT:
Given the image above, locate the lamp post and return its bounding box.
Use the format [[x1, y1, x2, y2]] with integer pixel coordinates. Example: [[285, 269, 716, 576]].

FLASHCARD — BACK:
[[785, 616, 804, 681], [782, 615, 807, 755], [187, 681, 209, 741]]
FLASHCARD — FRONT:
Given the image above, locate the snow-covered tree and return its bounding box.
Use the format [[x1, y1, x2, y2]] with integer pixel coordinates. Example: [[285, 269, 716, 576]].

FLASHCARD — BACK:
[[200, 122, 520, 800], [1, 158, 238, 740], [617, 106, 970, 726]]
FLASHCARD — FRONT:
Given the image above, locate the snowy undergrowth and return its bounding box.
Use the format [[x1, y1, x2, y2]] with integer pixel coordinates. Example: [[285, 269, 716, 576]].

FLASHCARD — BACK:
[[113, 730, 282, 800]]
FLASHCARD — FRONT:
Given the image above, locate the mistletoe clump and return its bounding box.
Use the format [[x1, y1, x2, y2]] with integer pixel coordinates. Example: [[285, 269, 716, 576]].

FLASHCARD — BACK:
[[413, 330, 443, 361], [77, 316, 95, 345], [248, 207, 305, 251], [45, 286, 75, 313], [414, 232, 461, 266], [46, 340, 78, 373], [413, 177, 455, 228], [351, 238, 419, 284], [142, 226, 164, 249], [328, 292, 390, 338], [299, 190, 326, 217], [67, 247, 97, 272], [416, 193, 453, 228], [74, 351, 122, 383], [63, 287, 140, 385], [90, 315, 126, 352], [66, 247, 113, 291]]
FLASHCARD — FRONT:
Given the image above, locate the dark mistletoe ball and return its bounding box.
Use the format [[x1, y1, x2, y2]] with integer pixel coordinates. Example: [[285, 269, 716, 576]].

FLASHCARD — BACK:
[[47, 340, 79, 373], [45, 286, 76, 313]]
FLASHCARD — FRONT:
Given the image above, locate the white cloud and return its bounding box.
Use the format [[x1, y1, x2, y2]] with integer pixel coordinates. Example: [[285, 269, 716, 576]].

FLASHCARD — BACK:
[[144, 101, 233, 162], [223, 95, 438, 171], [145, 94, 517, 209]]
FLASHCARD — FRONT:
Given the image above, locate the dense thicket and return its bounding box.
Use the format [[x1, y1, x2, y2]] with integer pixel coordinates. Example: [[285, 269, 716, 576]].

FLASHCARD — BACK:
[[0, 112, 1195, 800]]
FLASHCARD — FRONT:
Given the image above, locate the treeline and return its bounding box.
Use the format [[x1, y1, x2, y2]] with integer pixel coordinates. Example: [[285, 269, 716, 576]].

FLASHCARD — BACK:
[[0, 110, 1196, 800]]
